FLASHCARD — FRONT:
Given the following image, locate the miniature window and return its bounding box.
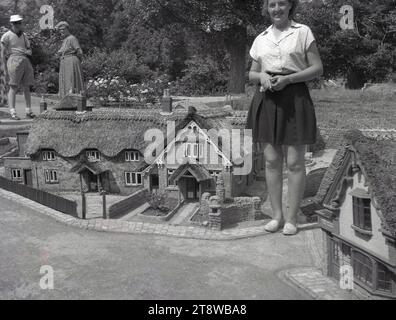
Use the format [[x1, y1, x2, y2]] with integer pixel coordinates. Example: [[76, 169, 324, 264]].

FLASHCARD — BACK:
[[167, 169, 176, 186], [376, 262, 393, 293], [125, 151, 139, 162], [42, 151, 56, 161], [44, 170, 58, 184], [209, 170, 221, 177], [352, 196, 372, 231], [11, 169, 22, 182], [86, 150, 100, 162], [125, 172, 142, 186], [353, 251, 373, 287], [184, 143, 203, 158]]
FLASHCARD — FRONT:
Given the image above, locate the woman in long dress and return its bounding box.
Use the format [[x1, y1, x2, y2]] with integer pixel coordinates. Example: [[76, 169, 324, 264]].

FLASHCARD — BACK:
[[56, 21, 84, 98]]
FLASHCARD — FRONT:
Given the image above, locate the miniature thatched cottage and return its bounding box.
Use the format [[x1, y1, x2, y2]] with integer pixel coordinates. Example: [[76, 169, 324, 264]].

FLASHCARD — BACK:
[[4, 96, 263, 203], [315, 130, 396, 298]]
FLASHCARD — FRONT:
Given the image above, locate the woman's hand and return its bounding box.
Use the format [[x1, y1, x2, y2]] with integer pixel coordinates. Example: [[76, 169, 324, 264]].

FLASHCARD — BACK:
[[259, 72, 273, 92], [270, 75, 291, 91]]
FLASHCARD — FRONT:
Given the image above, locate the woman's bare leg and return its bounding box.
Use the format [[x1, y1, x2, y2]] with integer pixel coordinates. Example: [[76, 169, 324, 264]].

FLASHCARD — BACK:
[[263, 143, 284, 221], [284, 145, 306, 225]]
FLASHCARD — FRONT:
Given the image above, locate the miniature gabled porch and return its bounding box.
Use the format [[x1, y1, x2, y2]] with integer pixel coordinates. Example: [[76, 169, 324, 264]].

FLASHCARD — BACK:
[[168, 163, 214, 203], [71, 161, 109, 193]]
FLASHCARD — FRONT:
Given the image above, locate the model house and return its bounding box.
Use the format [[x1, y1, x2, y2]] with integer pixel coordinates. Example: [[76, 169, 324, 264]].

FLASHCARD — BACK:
[[3, 95, 263, 203], [315, 130, 396, 298]]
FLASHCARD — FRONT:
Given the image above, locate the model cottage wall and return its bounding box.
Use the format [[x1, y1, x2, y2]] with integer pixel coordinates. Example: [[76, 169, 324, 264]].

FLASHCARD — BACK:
[[339, 172, 393, 262], [30, 149, 147, 195]]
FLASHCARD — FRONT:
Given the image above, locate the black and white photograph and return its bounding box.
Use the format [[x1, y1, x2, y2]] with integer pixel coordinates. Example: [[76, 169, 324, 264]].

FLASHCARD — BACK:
[[0, 0, 395, 305]]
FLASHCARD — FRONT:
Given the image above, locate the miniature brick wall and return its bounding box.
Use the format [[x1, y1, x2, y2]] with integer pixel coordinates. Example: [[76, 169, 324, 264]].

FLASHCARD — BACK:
[[207, 196, 262, 230]]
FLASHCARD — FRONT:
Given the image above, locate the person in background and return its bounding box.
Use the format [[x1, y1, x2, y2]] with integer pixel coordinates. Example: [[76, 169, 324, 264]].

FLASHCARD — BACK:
[[55, 21, 84, 98], [0, 15, 35, 120], [246, 0, 323, 235]]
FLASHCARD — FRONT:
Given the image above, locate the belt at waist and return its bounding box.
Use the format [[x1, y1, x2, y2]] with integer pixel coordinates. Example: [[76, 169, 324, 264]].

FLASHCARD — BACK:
[[61, 54, 78, 59]]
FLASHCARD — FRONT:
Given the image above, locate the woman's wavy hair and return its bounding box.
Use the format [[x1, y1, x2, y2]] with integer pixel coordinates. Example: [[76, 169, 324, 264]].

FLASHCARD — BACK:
[[262, 0, 299, 19]]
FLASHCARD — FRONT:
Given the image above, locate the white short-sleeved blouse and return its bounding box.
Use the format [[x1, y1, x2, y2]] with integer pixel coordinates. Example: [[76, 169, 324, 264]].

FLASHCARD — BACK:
[[249, 20, 316, 74]]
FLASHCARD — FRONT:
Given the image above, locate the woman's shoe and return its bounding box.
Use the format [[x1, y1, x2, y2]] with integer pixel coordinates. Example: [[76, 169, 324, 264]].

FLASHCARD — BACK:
[[282, 223, 298, 235], [264, 219, 282, 232]]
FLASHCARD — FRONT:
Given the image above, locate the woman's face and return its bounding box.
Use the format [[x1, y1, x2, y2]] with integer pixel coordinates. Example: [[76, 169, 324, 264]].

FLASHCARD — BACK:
[[59, 27, 70, 38], [267, 0, 292, 25]]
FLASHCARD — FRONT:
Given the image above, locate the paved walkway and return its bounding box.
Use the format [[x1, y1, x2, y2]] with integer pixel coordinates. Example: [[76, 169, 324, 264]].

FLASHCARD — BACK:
[[0, 188, 317, 240], [280, 267, 360, 300], [0, 194, 313, 300], [0, 94, 57, 122], [121, 202, 150, 221]]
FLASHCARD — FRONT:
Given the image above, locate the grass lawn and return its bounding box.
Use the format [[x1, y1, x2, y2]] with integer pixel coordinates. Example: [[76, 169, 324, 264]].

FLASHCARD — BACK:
[[311, 87, 396, 130], [0, 125, 31, 139], [237, 84, 396, 130]]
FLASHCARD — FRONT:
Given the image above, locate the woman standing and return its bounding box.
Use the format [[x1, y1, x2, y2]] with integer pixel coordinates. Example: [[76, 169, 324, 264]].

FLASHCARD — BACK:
[[56, 21, 84, 98], [246, 0, 323, 235]]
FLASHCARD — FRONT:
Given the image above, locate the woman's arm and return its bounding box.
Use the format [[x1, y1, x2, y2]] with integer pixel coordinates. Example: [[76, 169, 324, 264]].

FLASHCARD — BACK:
[[249, 59, 273, 91], [271, 41, 323, 90]]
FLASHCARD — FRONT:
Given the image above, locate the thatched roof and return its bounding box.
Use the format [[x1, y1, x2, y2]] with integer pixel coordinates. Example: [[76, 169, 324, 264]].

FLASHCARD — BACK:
[[315, 130, 396, 236], [26, 105, 243, 158]]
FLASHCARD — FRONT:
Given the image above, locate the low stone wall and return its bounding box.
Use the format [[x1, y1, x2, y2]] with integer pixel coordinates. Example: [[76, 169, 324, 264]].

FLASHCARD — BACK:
[[108, 188, 149, 219], [207, 195, 262, 230]]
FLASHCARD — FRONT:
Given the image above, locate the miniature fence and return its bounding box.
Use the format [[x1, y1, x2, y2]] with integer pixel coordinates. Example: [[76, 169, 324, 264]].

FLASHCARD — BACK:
[[108, 188, 149, 219], [0, 176, 78, 217]]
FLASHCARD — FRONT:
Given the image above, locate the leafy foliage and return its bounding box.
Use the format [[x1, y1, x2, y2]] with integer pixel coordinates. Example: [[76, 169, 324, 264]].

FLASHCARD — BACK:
[[2, 0, 395, 95]]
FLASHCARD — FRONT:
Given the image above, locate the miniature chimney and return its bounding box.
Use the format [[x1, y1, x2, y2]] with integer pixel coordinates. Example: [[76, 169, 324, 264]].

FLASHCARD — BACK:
[[55, 93, 88, 111], [76, 92, 87, 112], [16, 132, 29, 157], [161, 89, 172, 113]]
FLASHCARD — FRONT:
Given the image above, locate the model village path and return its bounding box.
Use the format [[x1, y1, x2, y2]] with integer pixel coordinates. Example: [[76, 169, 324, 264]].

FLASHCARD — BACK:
[[0, 190, 362, 300]]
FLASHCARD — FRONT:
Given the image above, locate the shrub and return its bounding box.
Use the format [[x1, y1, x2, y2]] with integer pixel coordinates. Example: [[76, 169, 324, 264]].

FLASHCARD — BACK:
[[174, 55, 228, 96], [34, 69, 59, 94], [82, 48, 153, 83], [148, 192, 168, 212]]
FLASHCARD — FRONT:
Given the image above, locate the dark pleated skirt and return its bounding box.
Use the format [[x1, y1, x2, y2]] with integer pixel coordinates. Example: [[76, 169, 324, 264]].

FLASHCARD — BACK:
[[246, 81, 317, 146]]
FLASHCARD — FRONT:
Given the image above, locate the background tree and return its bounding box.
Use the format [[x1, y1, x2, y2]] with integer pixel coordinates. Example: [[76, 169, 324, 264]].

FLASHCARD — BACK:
[[134, 0, 268, 94]]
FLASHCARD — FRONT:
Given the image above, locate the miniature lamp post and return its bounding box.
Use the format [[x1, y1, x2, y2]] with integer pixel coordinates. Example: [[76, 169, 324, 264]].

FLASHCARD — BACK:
[[40, 96, 47, 113], [81, 191, 86, 220], [101, 190, 107, 219], [161, 89, 172, 113]]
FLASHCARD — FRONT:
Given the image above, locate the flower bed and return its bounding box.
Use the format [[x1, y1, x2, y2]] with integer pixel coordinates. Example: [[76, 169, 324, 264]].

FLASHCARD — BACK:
[[85, 75, 171, 106], [141, 197, 179, 217]]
